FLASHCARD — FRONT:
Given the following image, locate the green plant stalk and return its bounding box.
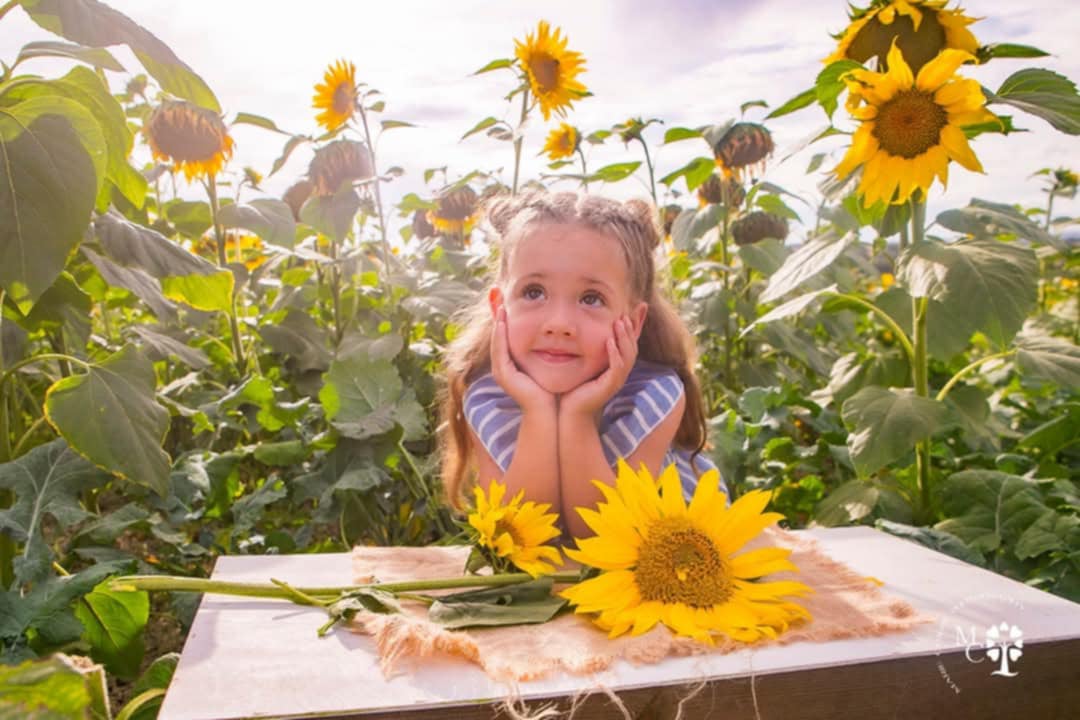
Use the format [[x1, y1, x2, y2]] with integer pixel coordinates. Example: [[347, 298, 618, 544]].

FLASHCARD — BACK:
[[356, 104, 392, 286], [207, 176, 246, 374], [637, 136, 657, 206], [511, 88, 531, 195], [936, 350, 1016, 403], [576, 145, 589, 192], [719, 206, 734, 387], [909, 199, 932, 518], [115, 689, 167, 720], [827, 292, 916, 366]]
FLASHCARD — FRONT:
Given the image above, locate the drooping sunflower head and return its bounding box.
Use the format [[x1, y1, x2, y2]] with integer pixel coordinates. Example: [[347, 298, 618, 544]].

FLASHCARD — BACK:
[[308, 139, 374, 196], [467, 480, 564, 577], [514, 20, 588, 121], [713, 123, 774, 181], [731, 211, 789, 246], [427, 184, 480, 237], [561, 462, 812, 644], [282, 179, 314, 220], [697, 174, 746, 208], [826, 0, 980, 74], [834, 43, 996, 207], [312, 59, 358, 132], [542, 123, 579, 161], [145, 100, 234, 181], [412, 209, 436, 239]]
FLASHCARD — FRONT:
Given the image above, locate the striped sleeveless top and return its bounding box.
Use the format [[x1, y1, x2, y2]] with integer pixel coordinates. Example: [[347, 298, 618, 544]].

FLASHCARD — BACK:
[[463, 360, 729, 502]]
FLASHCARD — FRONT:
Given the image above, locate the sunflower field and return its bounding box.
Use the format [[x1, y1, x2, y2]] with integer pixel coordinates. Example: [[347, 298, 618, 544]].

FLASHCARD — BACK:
[[1, 0, 1079, 716]]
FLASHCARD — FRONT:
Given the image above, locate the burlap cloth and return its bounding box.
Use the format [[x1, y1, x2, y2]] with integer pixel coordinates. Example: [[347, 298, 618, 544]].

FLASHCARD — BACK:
[[348, 528, 929, 682]]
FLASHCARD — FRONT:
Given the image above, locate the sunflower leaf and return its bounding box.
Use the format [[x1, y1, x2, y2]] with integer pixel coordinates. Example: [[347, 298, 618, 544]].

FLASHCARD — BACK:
[[472, 58, 514, 75], [1015, 332, 1080, 387], [218, 198, 296, 248], [94, 210, 217, 278], [231, 112, 290, 135], [760, 229, 855, 303], [767, 87, 816, 120], [815, 61, 863, 120], [977, 43, 1050, 62], [14, 39, 124, 71], [429, 578, 567, 629], [935, 471, 1049, 553], [74, 581, 149, 680], [662, 126, 703, 144], [742, 285, 837, 337], [659, 157, 714, 192], [987, 68, 1080, 136], [841, 387, 950, 477], [590, 162, 641, 183], [269, 134, 310, 176], [381, 119, 415, 131], [936, 198, 1060, 250]]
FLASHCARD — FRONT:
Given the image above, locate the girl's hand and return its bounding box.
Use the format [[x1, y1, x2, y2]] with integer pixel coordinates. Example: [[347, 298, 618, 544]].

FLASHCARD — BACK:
[[491, 306, 555, 413], [561, 315, 638, 418]]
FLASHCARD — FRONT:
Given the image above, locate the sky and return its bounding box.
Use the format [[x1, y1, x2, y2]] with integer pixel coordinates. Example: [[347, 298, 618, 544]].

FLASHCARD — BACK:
[[2, 0, 1079, 238]]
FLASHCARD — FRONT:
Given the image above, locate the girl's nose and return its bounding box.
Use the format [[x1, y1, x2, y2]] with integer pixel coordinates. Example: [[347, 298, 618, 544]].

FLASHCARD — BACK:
[[542, 304, 575, 336]]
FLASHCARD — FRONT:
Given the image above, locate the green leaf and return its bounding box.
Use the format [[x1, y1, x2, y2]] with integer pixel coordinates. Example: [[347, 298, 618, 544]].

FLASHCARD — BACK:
[[0, 95, 106, 311], [874, 286, 977, 360], [129, 324, 209, 370], [0, 656, 96, 718], [662, 126, 702, 144], [269, 134, 309, 176], [742, 285, 837, 337], [976, 43, 1050, 62], [164, 199, 212, 237], [0, 439, 110, 586], [987, 68, 1080, 135], [17, 272, 92, 351], [590, 161, 641, 183], [231, 479, 287, 533], [738, 237, 788, 276], [1014, 511, 1080, 560], [897, 239, 1037, 347], [1015, 332, 1080, 387], [320, 355, 426, 441], [936, 198, 1060, 251], [936, 470, 1049, 553], [401, 279, 475, 321], [1017, 403, 1080, 457], [253, 441, 311, 466], [231, 112, 289, 134], [380, 119, 414, 131], [21, 0, 221, 111], [841, 386, 950, 476], [73, 503, 150, 546], [753, 193, 800, 220], [873, 520, 986, 566], [219, 376, 309, 433], [94, 210, 217, 278], [760, 230, 855, 303], [74, 582, 149, 679], [218, 198, 296, 248], [815, 60, 862, 119], [82, 247, 178, 320], [15, 39, 124, 71], [161, 270, 235, 313], [472, 58, 514, 75], [44, 346, 171, 496], [460, 116, 499, 140], [300, 185, 360, 243], [130, 652, 177, 697], [258, 310, 331, 372], [658, 156, 714, 192], [670, 204, 723, 251], [766, 87, 816, 119], [428, 578, 567, 629]]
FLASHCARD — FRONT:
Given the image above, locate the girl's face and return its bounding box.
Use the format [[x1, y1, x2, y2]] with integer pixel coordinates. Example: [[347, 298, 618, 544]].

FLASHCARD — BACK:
[[489, 223, 648, 394]]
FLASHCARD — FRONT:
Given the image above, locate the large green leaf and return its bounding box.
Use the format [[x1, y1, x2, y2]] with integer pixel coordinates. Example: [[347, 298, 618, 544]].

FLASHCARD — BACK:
[[0, 656, 95, 718], [1014, 510, 1080, 561], [742, 285, 837, 336], [841, 386, 949, 476], [1015, 331, 1080, 387], [738, 237, 788, 276], [936, 198, 1061, 251], [258, 311, 331, 371], [0, 439, 110, 586], [0, 96, 105, 311], [873, 520, 986, 566], [401, 279, 475, 321], [986, 68, 1080, 135], [129, 325, 210, 370], [300, 186, 361, 243], [17, 272, 92, 351], [760, 230, 855, 303], [94, 210, 216, 278], [218, 198, 296, 248], [428, 578, 567, 629], [814, 478, 912, 526], [670, 204, 724, 252], [20, 0, 221, 112], [874, 286, 978, 360], [14, 39, 124, 71], [74, 581, 148, 680], [897, 239, 1037, 347], [81, 246, 178, 320], [320, 355, 426, 441], [936, 470, 1049, 553], [161, 270, 235, 313], [219, 375, 308, 433], [44, 346, 171, 496]]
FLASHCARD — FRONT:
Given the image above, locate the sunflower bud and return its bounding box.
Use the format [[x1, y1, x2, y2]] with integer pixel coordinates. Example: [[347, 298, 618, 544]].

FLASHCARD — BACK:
[[428, 185, 480, 237], [282, 180, 313, 220], [697, 174, 746, 208], [145, 100, 234, 180], [731, 211, 788, 246], [1053, 168, 1078, 193], [308, 139, 373, 196], [713, 123, 773, 180]]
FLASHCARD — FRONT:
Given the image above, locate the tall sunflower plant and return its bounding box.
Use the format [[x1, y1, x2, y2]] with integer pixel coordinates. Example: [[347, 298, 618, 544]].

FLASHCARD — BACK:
[[116, 462, 813, 644], [738, 0, 1080, 525]]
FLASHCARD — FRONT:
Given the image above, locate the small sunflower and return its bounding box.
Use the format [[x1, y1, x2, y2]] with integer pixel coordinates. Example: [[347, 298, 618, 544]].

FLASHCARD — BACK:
[[145, 100, 234, 181], [542, 123, 579, 161], [468, 480, 564, 578], [514, 20, 588, 121], [826, 0, 979, 74], [561, 462, 812, 644], [427, 185, 480, 237], [713, 123, 774, 181], [835, 43, 996, 207], [313, 59, 358, 132]]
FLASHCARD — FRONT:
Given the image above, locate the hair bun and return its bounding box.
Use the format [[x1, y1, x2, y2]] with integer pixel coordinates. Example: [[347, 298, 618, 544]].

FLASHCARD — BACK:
[[624, 198, 662, 250]]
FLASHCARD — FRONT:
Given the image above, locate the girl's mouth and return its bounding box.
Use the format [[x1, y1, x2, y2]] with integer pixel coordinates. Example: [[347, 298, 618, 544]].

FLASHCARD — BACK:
[[534, 350, 577, 363]]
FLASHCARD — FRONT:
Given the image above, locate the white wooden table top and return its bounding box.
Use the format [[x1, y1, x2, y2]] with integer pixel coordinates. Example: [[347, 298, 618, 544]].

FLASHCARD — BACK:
[[158, 526, 1080, 720]]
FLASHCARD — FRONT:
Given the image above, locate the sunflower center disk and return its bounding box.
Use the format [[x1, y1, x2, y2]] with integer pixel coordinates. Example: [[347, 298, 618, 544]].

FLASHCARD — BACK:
[[872, 89, 948, 159], [332, 85, 354, 115], [531, 55, 560, 92], [634, 518, 733, 607]]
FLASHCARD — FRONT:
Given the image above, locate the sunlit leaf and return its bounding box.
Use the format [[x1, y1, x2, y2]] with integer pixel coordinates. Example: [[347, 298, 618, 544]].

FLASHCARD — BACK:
[[590, 161, 641, 183], [987, 68, 1080, 135], [760, 230, 854, 303], [74, 582, 148, 679], [766, 87, 815, 119], [472, 58, 514, 75], [161, 270, 234, 313], [94, 210, 217, 278], [742, 285, 837, 337], [1015, 332, 1080, 387], [14, 39, 124, 71], [218, 198, 296, 248], [659, 156, 714, 192], [936, 470, 1048, 553], [662, 126, 702, 144], [82, 246, 178, 320], [320, 355, 426, 441], [231, 111, 289, 134], [841, 386, 949, 476]]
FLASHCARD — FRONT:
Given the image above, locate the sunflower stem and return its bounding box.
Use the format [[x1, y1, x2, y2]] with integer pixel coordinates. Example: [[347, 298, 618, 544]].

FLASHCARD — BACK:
[[511, 89, 530, 195], [637, 137, 658, 206], [576, 146, 589, 192], [1039, 188, 1055, 314], [909, 199, 932, 521], [719, 204, 734, 389], [936, 350, 1015, 404], [207, 176, 246, 375], [0, 1, 18, 26], [356, 104, 392, 288]]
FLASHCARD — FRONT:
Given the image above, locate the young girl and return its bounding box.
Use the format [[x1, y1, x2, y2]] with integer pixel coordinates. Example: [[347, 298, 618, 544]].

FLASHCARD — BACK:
[[439, 192, 727, 538]]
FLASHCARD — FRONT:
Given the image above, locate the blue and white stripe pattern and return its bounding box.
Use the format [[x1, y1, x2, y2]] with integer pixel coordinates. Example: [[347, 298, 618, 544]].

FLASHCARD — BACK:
[[464, 361, 729, 502]]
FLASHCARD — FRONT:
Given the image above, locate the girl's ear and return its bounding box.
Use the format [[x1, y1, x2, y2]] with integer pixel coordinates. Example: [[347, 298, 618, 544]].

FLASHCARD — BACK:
[[630, 301, 648, 340], [488, 286, 504, 318]]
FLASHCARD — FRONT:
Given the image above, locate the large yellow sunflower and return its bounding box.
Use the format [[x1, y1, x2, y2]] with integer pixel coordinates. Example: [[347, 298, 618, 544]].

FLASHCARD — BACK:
[[145, 100, 234, 181], [826, 0, 979, 74], [541, 123, 579, 161], [468, 480, 564, 578], [835, 44, 996, 208], [514, 20, 587, 121], [313, 59, 358, 132], [561, 462, 811, 644]]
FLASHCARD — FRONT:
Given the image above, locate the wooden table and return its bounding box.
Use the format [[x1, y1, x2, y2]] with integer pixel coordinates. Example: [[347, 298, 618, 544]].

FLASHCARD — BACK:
[[158, 527, 1080, 719]]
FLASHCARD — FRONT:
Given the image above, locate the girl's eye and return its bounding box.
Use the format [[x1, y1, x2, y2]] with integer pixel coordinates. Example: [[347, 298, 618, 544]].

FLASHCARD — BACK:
[[522, 285, 545, 300], [582, 291, 605, 307]]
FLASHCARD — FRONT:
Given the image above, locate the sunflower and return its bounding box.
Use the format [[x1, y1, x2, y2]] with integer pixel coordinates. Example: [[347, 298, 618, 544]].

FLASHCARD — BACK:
[[834, 44, 996, 207], [825, 0, 979, 74], [514, 20, 587, 121], [145, 100, 234, 181], [561, 462, 811, 644], [307, 139, 374, 196], [313, 59, 358, 132], [468, 480, 563, 578], [542, 123, 579, 161], [427, 185, 480, 237], [713, 123, 774, 181]]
